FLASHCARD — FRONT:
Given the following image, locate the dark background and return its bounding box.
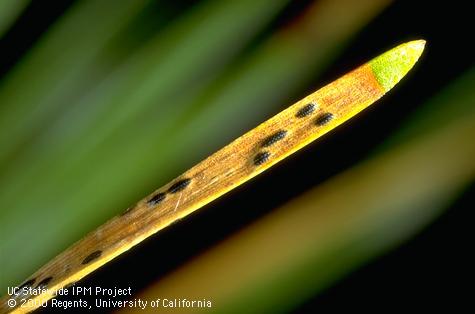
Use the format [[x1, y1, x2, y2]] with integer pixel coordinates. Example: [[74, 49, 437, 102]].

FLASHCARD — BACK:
[[2, 0, 472, 312]]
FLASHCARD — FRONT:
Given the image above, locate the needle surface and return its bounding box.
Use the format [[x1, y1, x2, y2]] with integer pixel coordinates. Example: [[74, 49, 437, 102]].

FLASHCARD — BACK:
[[1, 40, 425, 314]]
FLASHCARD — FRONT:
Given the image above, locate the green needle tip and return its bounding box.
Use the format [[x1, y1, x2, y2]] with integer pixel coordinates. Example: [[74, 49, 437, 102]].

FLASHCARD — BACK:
[[370, 39, 426, 92]]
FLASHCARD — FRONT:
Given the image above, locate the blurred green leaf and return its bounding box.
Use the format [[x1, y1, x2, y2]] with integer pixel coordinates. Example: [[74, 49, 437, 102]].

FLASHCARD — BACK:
[[0, 0, 292, 291], [0, 0, 150, 164], [0, 0, 29, 36]]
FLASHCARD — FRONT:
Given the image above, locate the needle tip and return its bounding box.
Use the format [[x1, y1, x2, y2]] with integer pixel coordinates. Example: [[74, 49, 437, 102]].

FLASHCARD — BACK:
[[370, 39, 426, 92]]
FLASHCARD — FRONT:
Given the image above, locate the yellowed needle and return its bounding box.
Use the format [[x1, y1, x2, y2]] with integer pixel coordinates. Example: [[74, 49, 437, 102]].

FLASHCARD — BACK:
[[1, 40, 425, 314]]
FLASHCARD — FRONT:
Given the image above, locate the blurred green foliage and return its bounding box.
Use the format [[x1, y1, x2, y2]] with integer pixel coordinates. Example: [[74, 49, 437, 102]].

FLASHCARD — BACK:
[[0, 0, 389, 292], [0, 0, 29, 36]]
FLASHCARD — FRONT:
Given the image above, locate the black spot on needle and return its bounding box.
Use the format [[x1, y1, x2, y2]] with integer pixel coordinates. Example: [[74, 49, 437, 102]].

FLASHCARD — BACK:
[[168, 178, 191, 193], [296, 103, 317, 118], [254, 151, 270, 166], [315, 112, 334, 126], [36, 277, 53, 289], [148, 192, 166, 206], [261, 130, 287, 147], [82, 250, 102, 265]]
